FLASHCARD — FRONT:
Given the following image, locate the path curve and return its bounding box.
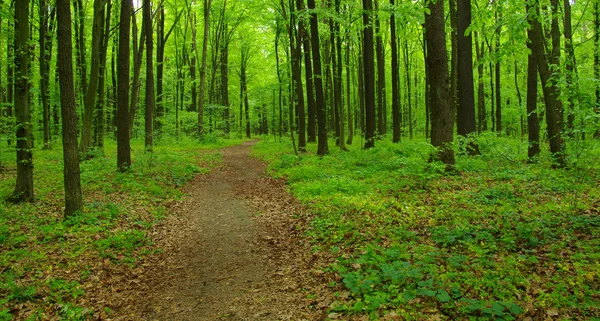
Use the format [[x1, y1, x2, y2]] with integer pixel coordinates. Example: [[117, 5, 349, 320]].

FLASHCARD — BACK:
[[135, 141, 326, 321]]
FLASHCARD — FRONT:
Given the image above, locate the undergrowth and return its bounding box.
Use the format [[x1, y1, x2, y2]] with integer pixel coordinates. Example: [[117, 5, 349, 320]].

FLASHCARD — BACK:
[[252, 134, 600, 320], [0, 136, 243, 320]]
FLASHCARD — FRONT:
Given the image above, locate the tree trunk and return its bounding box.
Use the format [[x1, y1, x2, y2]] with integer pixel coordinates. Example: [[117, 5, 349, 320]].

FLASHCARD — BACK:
[[563, 0, 577, 135], [11, 0, 34, 202], [241, 46, 251, 139], [198, 0, 213, 137], [528, 0, 566, 167], [275, 21, 283, 138], [79, 0, 106, 156], [143, 0, 154, 151], [56, 0, 83, 217], [474, 31, 486, 133], [129, 11, 145, 137], [374, 0, 385, 137], [592, 1, 600, 138], [93, 0, 111, 150], [495, 11, 502, 134], [423, 25, 429, 138], [307, 0, 329, 155], [391, 0, 400, 143], [449, 0, 458, 116], [334, 0, 346, 150], [404, 42, 413, 140], [526, 18, 540, 160], [456, 0, 480, 154], [39, 0, 52, 149], [117, 0, 132, 172], [298, 0, 316, 143], [425, 0, 455, 166], [346, 36, 353, 145], [73, 0, 87, 107], [362, 0, 376, 149], [220, 19, 230, 134]]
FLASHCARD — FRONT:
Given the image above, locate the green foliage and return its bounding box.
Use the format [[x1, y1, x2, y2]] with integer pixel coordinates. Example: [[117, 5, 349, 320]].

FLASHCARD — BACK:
[[254, 136, 600, 319]]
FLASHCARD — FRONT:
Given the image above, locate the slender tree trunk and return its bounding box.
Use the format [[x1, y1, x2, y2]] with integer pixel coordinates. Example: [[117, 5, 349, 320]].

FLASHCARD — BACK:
[[80, 0, 106, 156], [515, 61, 524, 138], [7, 9, 14, 146], [93, 1, 111, 150], [426, 0, 455, 165], [526, 18, 540, 160], [528, 0, 566, 167], [297, 0, 316, 143], [143, 0, 154, 150], [391, 0, 400, 143], [129, 12, 145, 136], [374, 0, 385, 137], [592, 1, 600, 138], [220, 17, 230, 134], [358, 33, 365, 135], [286, 0, 305, 151], [495, 11, 502, 134], [241, 46, 251, 139], [307, 0, 329, 155], [346, 37, 353, 145], [190, 13, 197, 113], [39, 0, 51, 149], [56, 0, 83, 217], [404, 42, 413, 140], [11, 0, 34, 202], [563, 0, 577, 135], [334, 0, 346, 150], [456, 0, 480, 154], [474, 32, 486, 133], [198, 0, 213, 137], [362, 0, 376, 149], [117, 0, 132, 172], [275, 22, 283, 138], [73, 0, 87, 107], [449, 0, 458, 115], [423, 25, 430, 139]]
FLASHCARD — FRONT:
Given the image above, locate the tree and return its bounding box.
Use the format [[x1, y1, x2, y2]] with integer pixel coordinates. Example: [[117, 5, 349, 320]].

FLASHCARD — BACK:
[[10, 0, 34, 203], [526, 17, 540, 160], [240, 44, 251, 139], [362, 0, 376, 149], [527, 0, 566, 167], [374, 0, 386, 137], [79, 0, 106, 157], [117, 0, 133, 172], [144, 0, 155, 151], [596, 0, 600, 138], [456, 0, 480, 155], [39, 0, 53, 150], [93, 1, 112, 150], [425, 0, 455, 166], [299, 0, 316, 143], [390, 0, 401, 143], [307, 0, 329, 155], [56, 0, 83, 217], [198, 0, 214, 137]]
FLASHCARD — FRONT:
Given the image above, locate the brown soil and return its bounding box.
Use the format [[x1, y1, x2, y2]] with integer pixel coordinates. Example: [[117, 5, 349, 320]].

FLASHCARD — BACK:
[[131, 141, 329, 321]]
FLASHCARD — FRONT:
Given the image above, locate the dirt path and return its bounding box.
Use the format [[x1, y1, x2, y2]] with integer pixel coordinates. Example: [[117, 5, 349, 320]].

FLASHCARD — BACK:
[[135, 141, 327, 321]]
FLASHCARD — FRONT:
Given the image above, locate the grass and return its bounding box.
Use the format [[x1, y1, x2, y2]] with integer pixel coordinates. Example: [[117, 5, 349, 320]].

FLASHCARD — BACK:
[[0, 135, 244, 320], [252, 133, 600, 320]]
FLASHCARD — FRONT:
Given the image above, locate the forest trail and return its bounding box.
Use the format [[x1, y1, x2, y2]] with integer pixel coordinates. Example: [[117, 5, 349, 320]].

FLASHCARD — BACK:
[[134, 141, 323, 321]]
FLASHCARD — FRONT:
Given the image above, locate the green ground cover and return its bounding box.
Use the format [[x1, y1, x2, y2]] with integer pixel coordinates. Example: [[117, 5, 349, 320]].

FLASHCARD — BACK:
[[253, 134, 600, 320], [0, 136, 242, 320]]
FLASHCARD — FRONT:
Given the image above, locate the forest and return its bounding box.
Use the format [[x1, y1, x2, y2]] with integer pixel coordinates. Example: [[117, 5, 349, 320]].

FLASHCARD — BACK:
[[0, 0, 599, 319]]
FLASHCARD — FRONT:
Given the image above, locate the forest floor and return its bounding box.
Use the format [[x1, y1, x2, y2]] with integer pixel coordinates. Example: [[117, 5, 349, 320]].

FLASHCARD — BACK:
[[131, 141, 328, 320]]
